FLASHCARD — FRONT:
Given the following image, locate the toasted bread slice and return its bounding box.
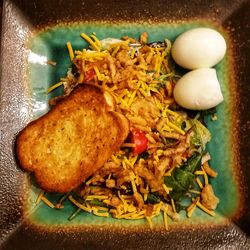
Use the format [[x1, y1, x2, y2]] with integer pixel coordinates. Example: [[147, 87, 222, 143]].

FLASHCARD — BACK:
[[16, 84, 129, 193]]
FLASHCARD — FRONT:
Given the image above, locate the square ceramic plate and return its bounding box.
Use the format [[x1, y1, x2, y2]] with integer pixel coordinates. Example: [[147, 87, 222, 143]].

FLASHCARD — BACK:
[[1, 0, 250, 249]]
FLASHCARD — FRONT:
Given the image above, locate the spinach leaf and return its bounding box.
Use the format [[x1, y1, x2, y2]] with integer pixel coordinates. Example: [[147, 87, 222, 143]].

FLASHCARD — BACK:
[[165, 168, 194, 200], [182, 151, 202, 173], [146, 193, 161, 204], [164, 152, 202, 201]]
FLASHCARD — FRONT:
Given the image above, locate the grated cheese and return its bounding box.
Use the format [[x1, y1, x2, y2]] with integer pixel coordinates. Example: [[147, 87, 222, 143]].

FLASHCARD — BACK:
[[131, 179, 137, 193], [110, 40, 129, 47], [122, 143, 135, 148], [122, 215, 145, 220], [111, 45, 120, 57], [80, 51, 108, 60], [195, 170, 205, 175], [127, 205, 137, 213], [189, 189, 201, 195], [162, 184, 170, 194], [154, 155, 160, 162], [68, 195, 92, 213], [80, 33, 100, 51], [202, 167, 209, 186], [171, 198, 176, 213], [124, 157, 133, 168], [35, 190, 45, 205], [92, 207, 109, 217], [187, 204, 196, 218], [47, 82, 63, 94], [122, 160, 127, 169], [85, 195, 109, 200], [167, 121, 185, 135], [154, 202, 162, 215], [41, 196, 55, 208], [111, 155, 120, 164], [130, 48, 136, 59], [196, 201, 215, 216], [127, 90, 137, 107], [66, 42, 74, 61], [90, 34, 101, 46], [118, 191, 128, 213], [187, 197, 199, 218], [144, 185, 149, 201], [92, 206, 109, 211], [162, 205, 168, 230], [164, 108, 179, 117], [196, 177, 204, 189], [146, 216, 153, 229], [164, 165, 176, 176]]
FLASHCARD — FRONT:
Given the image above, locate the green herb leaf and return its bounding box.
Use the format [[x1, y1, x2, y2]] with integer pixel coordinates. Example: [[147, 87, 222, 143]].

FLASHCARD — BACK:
[[146, 193, 161, 204], [182, 151, 202, 173], [138, 151, 150, 160], [191, 119, 211, 150], [89, 199, 107, 207], [164, 152, 202, 201], [165, 168, 194, 201]]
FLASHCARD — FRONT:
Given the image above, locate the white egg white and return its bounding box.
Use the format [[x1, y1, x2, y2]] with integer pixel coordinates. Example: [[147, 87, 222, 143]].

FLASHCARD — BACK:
[[173, 68, 224, 110], [171, 28, 227, 69]]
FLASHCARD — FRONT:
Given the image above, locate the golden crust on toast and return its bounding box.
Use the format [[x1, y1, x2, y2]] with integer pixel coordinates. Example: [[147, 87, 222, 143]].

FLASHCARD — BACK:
[[16, 84, 129, 193]]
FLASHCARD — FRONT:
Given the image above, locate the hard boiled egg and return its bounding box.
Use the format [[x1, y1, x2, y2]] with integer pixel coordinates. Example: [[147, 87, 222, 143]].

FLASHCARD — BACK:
[[173, 68, 223, 110], [171, 28, 227, 69]]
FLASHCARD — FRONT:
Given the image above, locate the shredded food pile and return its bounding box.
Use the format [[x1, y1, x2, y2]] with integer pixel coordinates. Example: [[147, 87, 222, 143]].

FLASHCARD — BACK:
[[38, 32, 220, 229]]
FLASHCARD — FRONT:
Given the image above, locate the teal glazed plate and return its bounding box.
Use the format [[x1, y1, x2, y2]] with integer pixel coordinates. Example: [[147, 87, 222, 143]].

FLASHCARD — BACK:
[[1, 0, 250, 249]]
